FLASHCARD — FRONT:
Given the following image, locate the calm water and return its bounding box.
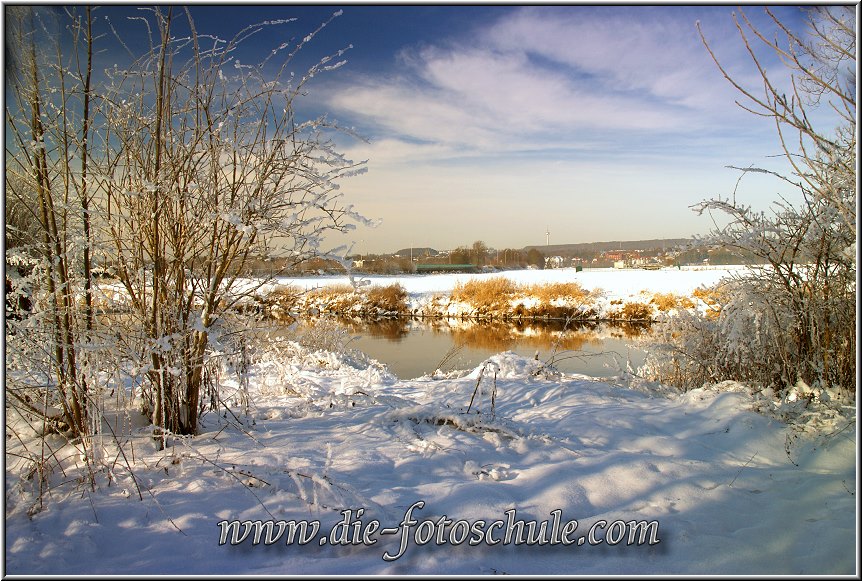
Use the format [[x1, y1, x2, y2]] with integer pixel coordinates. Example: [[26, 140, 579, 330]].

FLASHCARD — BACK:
[[321, 318, 652, 380]]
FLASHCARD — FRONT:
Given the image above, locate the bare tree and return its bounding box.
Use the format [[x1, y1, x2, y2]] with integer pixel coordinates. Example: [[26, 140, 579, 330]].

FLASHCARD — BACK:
[[92, 8, 368, 437], [5, 6, 97, 438], [697, 7, 855, 235], [472, 240, 489, 266], [6, 7, 368, 449], [647, 8, 855, 396]]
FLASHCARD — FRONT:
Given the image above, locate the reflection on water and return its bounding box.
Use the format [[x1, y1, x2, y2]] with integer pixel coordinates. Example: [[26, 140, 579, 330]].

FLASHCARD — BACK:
[[95, 310, 651, 381], [329, 317, 652, 380]]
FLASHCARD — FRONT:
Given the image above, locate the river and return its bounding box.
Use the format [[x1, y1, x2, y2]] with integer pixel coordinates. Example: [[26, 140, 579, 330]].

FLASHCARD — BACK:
[[296, 317, 653, 380]]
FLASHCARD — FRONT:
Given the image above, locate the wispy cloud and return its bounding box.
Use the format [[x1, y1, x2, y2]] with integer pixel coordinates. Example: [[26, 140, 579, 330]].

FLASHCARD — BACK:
[[481, 8, 741, 111], [324, 6, 780, 166]]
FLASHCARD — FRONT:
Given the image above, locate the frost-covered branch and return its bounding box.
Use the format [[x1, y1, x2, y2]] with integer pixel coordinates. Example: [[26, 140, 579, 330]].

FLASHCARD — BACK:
[[653, 8, 856, 398]]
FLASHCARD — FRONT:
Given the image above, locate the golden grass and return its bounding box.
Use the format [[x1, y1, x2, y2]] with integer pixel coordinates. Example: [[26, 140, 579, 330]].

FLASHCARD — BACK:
[[451, 277, 519, 311], [692, 284, 730, 320], [452, 278, 595, 313], [607, 301, 654, 321], [526, 281, 593, 304], [309, 284, 356, 298], [365, 283, 409, 314], [268, 285, 301, 302], [622, 301, 653, 320], [260, 285, 301, 319], [308, 284, 361, 313], [267, 278, 701, 323], [650, 292, 680, 312]]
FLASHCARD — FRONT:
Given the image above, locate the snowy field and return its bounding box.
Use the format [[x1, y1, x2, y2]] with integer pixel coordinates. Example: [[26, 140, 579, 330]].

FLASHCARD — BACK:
[[4, 265, 857, 575], [275, 265, 745, 299]]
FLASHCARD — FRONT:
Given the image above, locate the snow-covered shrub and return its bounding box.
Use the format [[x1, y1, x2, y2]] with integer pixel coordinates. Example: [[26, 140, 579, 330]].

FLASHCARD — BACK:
[[262, 286, 302, 321], [644, 278, 797, 390], [692, 285, 729, 319], [640, 308, 722, 389], [667, 6, 858, 404], [644, 271, 856, 404], [92, 11, 368, 436], [294, 317, 356, 354], [5, 6, 369, 442]]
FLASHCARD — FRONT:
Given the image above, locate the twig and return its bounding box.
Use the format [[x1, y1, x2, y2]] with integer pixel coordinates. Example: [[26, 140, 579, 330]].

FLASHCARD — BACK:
[[490, 370, 497, 420], [466, 362, 488, 414], [728, 451, 758, 487], [188, 452, 275, 519], [85, 487, 99, 523], [217, 395, 265, 447], [88, 398, 144, 501], [434, 341, 465, 376], [785, 432, 799, 467], [142, 483, 187, 536]]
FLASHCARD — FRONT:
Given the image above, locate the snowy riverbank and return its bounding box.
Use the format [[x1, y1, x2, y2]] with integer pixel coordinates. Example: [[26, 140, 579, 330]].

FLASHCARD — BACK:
[[4, 345, 856, 575], [260, 266, 749, 321]]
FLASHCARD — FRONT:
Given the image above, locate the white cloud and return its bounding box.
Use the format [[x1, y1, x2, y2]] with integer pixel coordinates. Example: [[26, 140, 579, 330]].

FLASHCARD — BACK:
[[416, 45, 690, 131], [324, 6, 773, 165], [482, 8, 726, 107]]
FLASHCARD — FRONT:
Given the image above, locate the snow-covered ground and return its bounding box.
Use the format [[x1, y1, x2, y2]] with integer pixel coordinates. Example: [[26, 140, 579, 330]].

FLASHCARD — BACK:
[[5, 265, 857, 575], [276, 265, 744, 299], [4, 347, 856, 575]]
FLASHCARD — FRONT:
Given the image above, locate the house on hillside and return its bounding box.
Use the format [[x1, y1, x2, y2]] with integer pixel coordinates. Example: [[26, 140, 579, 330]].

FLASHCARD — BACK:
[[545, 256, 565, 269]]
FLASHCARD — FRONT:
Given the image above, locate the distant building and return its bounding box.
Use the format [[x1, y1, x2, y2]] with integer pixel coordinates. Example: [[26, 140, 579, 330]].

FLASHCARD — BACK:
[[546, 256, 565, 269]]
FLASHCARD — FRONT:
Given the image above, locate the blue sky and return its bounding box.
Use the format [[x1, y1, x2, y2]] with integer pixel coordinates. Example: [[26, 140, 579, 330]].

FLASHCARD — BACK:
[[78, 4, 818, 254]]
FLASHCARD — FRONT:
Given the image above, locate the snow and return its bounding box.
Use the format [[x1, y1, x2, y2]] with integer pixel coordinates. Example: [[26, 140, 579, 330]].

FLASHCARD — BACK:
[[276, 265, 743, 299], [5, 345, 856, 575], [5, 267, 856, 575]]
